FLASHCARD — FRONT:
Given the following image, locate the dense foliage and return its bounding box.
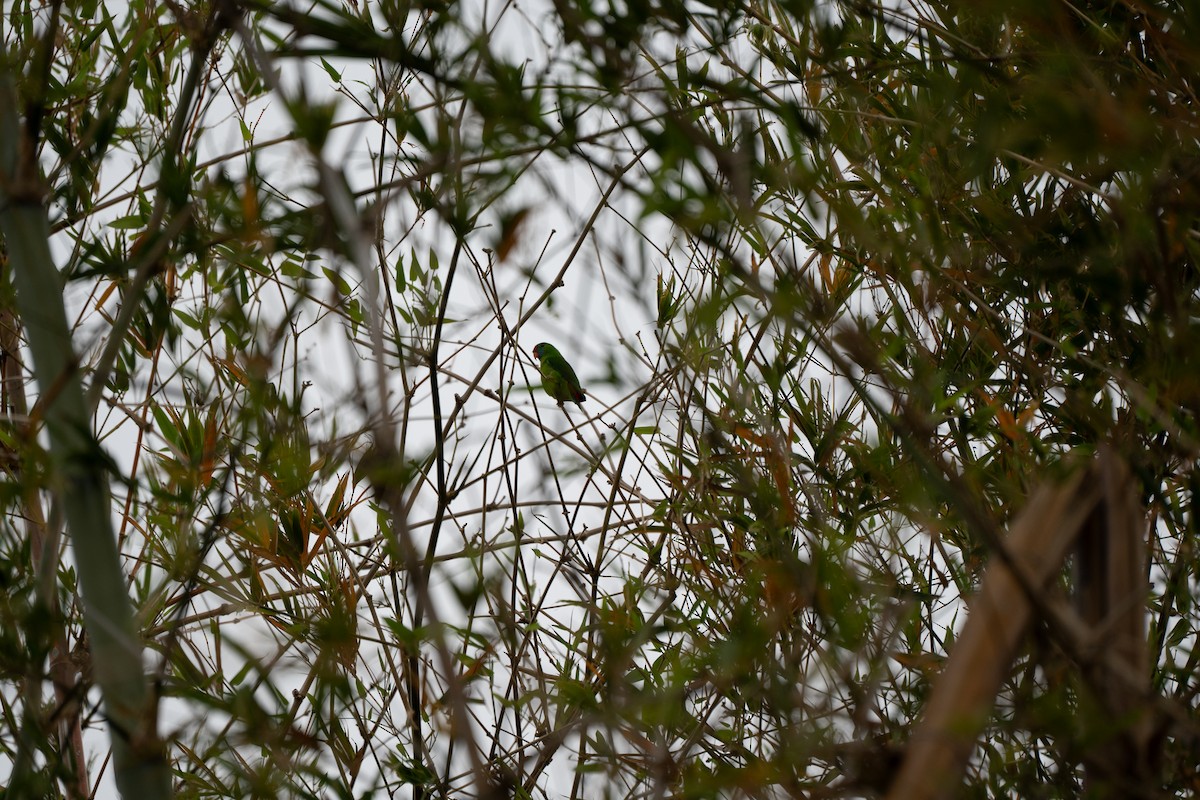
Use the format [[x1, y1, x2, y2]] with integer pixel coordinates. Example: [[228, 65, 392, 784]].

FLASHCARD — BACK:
[[1, 0, 1198, 797]]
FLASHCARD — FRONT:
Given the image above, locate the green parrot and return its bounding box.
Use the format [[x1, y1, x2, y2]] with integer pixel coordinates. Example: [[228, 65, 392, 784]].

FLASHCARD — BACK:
[[532, 342, 586, 406]]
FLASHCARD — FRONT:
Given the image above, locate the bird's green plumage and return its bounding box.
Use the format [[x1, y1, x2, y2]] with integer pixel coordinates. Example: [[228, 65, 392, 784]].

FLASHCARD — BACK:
[[532, 342, 586, 405]]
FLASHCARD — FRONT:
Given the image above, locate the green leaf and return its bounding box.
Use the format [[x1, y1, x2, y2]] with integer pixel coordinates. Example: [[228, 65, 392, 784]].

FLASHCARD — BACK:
[[108, 214, 145, 230], [322, 266, 352, 295], [319, 57, 343, 82]]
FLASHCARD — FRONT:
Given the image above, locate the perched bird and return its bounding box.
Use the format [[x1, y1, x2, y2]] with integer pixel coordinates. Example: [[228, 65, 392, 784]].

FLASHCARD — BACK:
[[532, 342, 586, 407]]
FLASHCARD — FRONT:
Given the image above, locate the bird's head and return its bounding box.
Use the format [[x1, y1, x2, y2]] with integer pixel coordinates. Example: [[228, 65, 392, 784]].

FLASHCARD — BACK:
[[532, 342, 554, 360]]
